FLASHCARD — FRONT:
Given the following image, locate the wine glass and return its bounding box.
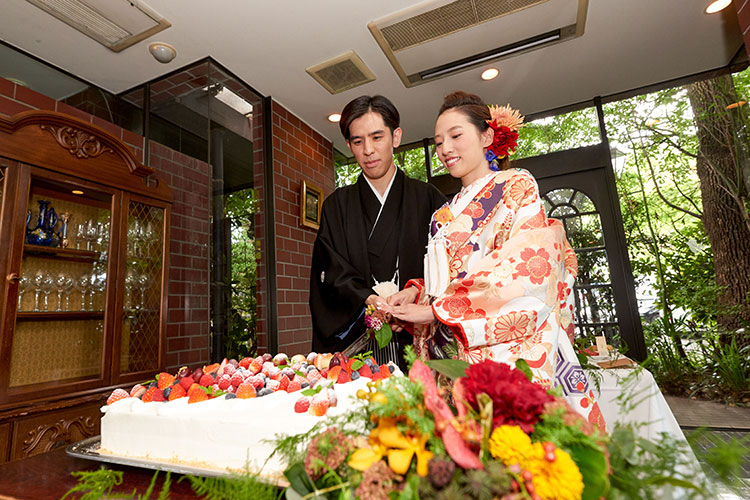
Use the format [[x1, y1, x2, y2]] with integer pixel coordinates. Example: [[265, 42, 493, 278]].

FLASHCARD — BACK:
[[128, 220, 140, 256], [32, 272, 46, 312], [61, 276, 74, 311], [17, 275, 31, 310], [124, 269, 137, 310], [75, 223, 86, 250], [90, 276, 106, 311], [54, 274, 68, 312], [97, 220, 110, 252], [76, 274, 91, 311], [84, 220, 99, 251], [41, 274, 55, 312], [137, 273, 151, 309]]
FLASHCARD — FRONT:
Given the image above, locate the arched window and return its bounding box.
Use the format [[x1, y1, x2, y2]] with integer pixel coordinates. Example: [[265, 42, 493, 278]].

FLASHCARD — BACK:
[[543, 188, 618, 341]]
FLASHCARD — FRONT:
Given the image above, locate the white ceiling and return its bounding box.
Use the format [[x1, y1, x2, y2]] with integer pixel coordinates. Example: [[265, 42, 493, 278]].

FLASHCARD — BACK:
[[0, 0, 745, 153]]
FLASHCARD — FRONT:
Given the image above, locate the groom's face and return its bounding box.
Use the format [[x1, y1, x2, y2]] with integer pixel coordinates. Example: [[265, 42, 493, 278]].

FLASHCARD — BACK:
[[347, 111, 402, 182]]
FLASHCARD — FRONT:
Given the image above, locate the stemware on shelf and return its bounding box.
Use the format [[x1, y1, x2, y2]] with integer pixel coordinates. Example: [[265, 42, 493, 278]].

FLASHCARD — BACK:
[[76, 274, 91, 311], [61, 276, 74, 311], [40, 274, 55, 312], [54, 274, 67, 312], [83, 220, 99, 251], [124, 269, 137, 310], [137, 273, 151, 309], [75, 222, 85, 250], [17, 275, 31, 310], [31, 272, 45, 312]]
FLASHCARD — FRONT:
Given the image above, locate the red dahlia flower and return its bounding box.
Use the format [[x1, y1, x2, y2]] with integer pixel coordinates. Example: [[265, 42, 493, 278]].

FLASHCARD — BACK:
[[459, 360, 553, 433]]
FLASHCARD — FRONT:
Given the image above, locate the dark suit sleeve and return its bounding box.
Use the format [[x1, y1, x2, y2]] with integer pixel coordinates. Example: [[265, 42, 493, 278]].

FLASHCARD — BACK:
[[309, 195, 372, 349]]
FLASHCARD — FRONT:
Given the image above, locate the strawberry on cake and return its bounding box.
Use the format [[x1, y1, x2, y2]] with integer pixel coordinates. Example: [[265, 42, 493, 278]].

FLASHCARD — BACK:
[[99, 352, 397, 481]]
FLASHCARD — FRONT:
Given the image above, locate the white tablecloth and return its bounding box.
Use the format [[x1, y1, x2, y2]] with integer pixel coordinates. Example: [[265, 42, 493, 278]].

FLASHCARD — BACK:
[[591, 367, 710, 499], [594, 367, 687, 443]]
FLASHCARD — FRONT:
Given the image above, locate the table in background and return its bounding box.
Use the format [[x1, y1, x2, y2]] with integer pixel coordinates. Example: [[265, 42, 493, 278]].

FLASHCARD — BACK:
[[0, 447, 197, 500]]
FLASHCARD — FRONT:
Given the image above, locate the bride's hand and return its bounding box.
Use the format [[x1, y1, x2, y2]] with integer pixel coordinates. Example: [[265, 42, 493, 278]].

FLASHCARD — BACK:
[[383, 303, 435, 325], [386, 287, 418, 306]]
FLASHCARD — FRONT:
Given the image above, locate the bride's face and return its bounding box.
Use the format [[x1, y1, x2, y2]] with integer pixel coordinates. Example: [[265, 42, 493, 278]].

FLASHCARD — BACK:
[[434, 109, 493, 186]]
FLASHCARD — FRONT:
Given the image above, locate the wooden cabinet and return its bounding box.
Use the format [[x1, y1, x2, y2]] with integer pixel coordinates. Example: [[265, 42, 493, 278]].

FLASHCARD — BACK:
[[0, 110, 172, 462]]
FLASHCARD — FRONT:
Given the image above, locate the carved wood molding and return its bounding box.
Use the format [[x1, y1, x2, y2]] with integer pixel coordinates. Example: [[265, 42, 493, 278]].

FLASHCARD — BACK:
[[39, 124, 114, 159], [21, 415, 97, 456], [0, 110, 154, 177]]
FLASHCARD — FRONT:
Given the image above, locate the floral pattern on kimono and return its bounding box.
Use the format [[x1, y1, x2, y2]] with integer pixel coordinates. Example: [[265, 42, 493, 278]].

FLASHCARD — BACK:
[[409, 168, 605, 430]]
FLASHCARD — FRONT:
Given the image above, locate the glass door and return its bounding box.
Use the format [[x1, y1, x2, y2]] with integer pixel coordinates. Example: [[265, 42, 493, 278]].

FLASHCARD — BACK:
[[116, 194, 168, 380], [8, 174, 114, 390]]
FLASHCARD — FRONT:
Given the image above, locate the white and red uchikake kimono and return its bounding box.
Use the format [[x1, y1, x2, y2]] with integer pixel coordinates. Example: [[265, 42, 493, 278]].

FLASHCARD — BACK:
[[407, 168, 605, 429]]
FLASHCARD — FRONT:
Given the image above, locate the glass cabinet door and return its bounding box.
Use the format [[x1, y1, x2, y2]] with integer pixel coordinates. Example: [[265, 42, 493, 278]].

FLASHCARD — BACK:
[[120, 199, 165, 376], [9, 177, 112, 389]]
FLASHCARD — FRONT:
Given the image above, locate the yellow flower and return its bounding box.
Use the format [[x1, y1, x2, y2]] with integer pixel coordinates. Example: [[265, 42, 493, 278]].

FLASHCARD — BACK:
[[488, 425, 534, 466], [348, 443, 386, 471], [523, 444, 583, 500], [348, 417, 433, 476]]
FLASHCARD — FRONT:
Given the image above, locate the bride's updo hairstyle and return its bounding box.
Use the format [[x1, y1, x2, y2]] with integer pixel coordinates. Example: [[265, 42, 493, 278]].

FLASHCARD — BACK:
[[438, 91, 510, 170]]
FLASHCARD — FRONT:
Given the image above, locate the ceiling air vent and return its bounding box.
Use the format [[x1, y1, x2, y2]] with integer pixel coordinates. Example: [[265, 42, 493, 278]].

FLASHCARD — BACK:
[[306, 51, 376, 95], [369, 0, 588, 87], [24, 0, 171, 52]]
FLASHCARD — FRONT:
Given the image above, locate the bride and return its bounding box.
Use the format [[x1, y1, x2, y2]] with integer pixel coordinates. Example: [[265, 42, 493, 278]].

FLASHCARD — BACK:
[[384, 91, 604, 429]]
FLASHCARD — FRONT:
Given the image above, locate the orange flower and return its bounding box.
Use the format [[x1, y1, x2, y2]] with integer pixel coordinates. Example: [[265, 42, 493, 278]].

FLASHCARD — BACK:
[[485, 311, 536, 343], [515, 247, 552, 285]]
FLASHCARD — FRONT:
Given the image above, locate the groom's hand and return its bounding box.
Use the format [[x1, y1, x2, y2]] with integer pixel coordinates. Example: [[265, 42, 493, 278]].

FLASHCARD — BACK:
[[386, 287, 418, 306]]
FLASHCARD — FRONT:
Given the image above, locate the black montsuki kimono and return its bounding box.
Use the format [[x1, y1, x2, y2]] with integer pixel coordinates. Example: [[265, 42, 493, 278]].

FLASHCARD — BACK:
[[310, 168, 446, 362]]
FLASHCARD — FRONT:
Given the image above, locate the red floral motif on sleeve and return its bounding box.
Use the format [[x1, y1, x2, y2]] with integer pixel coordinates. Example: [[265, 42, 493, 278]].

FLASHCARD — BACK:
[[519, 207, 547, 230], [485, 311, 537, 343], [564, 243, 578, 277], [466, 201, 485, 218], [503, 174, 537, 209], [514, 248, 552, 285]]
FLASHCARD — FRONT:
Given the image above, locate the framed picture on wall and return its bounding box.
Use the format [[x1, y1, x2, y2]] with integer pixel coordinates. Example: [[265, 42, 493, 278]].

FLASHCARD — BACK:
[[300, 180, 324, 230]]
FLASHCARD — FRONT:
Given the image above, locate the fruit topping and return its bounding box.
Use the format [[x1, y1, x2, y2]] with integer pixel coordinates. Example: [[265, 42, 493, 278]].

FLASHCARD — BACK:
[[107, 388, 129, 405]]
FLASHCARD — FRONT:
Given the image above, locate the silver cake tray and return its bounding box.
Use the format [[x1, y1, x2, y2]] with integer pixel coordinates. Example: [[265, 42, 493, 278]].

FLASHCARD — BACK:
[[66, 436, 289, 486]]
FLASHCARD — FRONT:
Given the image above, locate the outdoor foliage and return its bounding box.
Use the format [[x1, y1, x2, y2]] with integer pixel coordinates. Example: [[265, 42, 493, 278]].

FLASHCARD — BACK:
[[224, 187, 260, 360]]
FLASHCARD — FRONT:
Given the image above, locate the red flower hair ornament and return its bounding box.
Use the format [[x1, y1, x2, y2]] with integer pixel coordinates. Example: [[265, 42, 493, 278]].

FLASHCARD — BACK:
[[486, 104, 525, 168]]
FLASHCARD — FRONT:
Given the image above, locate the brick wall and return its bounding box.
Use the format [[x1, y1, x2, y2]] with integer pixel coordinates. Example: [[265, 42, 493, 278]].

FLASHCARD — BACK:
[[255, 100, 334, 356], [735, 1, 750, 58], [0, 77, 211, 373]]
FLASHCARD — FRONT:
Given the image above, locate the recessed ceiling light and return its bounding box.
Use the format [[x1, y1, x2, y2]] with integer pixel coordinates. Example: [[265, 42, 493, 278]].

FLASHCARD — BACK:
[[328, 113, 341, 123], [481, 68, 499, 81], [705, 0, 732, 14], [71, 190, 84, 195]]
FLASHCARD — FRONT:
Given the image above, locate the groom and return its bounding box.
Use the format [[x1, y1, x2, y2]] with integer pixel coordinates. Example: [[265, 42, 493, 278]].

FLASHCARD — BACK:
[[309, 95, 445, 367]]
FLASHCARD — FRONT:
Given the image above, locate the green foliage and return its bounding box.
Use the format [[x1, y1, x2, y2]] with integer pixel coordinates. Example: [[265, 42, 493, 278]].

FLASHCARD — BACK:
[[185, 472, 279, 500], [606, 423, 705, 500], [516, 107, 601, 159], [61, 467, 125, 500], [687, 428, 750, 486], [62, 468, 171, 500], [224, 187, 260, 359], [374, 322, 393, 349], [424, 358, 470, 380]]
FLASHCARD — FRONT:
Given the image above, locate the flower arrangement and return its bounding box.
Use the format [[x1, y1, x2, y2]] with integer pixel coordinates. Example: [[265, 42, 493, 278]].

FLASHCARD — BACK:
[[365, 304, 393, 349], [486, 104, 524, 162], [280, 355, 611, 500]]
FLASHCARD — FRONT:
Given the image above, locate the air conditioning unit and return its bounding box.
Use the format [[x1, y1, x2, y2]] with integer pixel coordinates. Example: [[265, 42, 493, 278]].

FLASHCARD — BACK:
[[369, 0, 588, 87], [24, 0, 171, 52]]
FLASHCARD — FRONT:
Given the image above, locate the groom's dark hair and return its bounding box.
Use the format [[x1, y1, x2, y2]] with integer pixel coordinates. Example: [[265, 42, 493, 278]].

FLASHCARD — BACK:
[[340, 95, 400, 141]]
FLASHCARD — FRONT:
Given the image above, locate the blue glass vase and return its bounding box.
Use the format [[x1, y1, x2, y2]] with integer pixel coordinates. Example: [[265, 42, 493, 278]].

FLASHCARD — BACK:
[[25, 200, 60, 247]]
